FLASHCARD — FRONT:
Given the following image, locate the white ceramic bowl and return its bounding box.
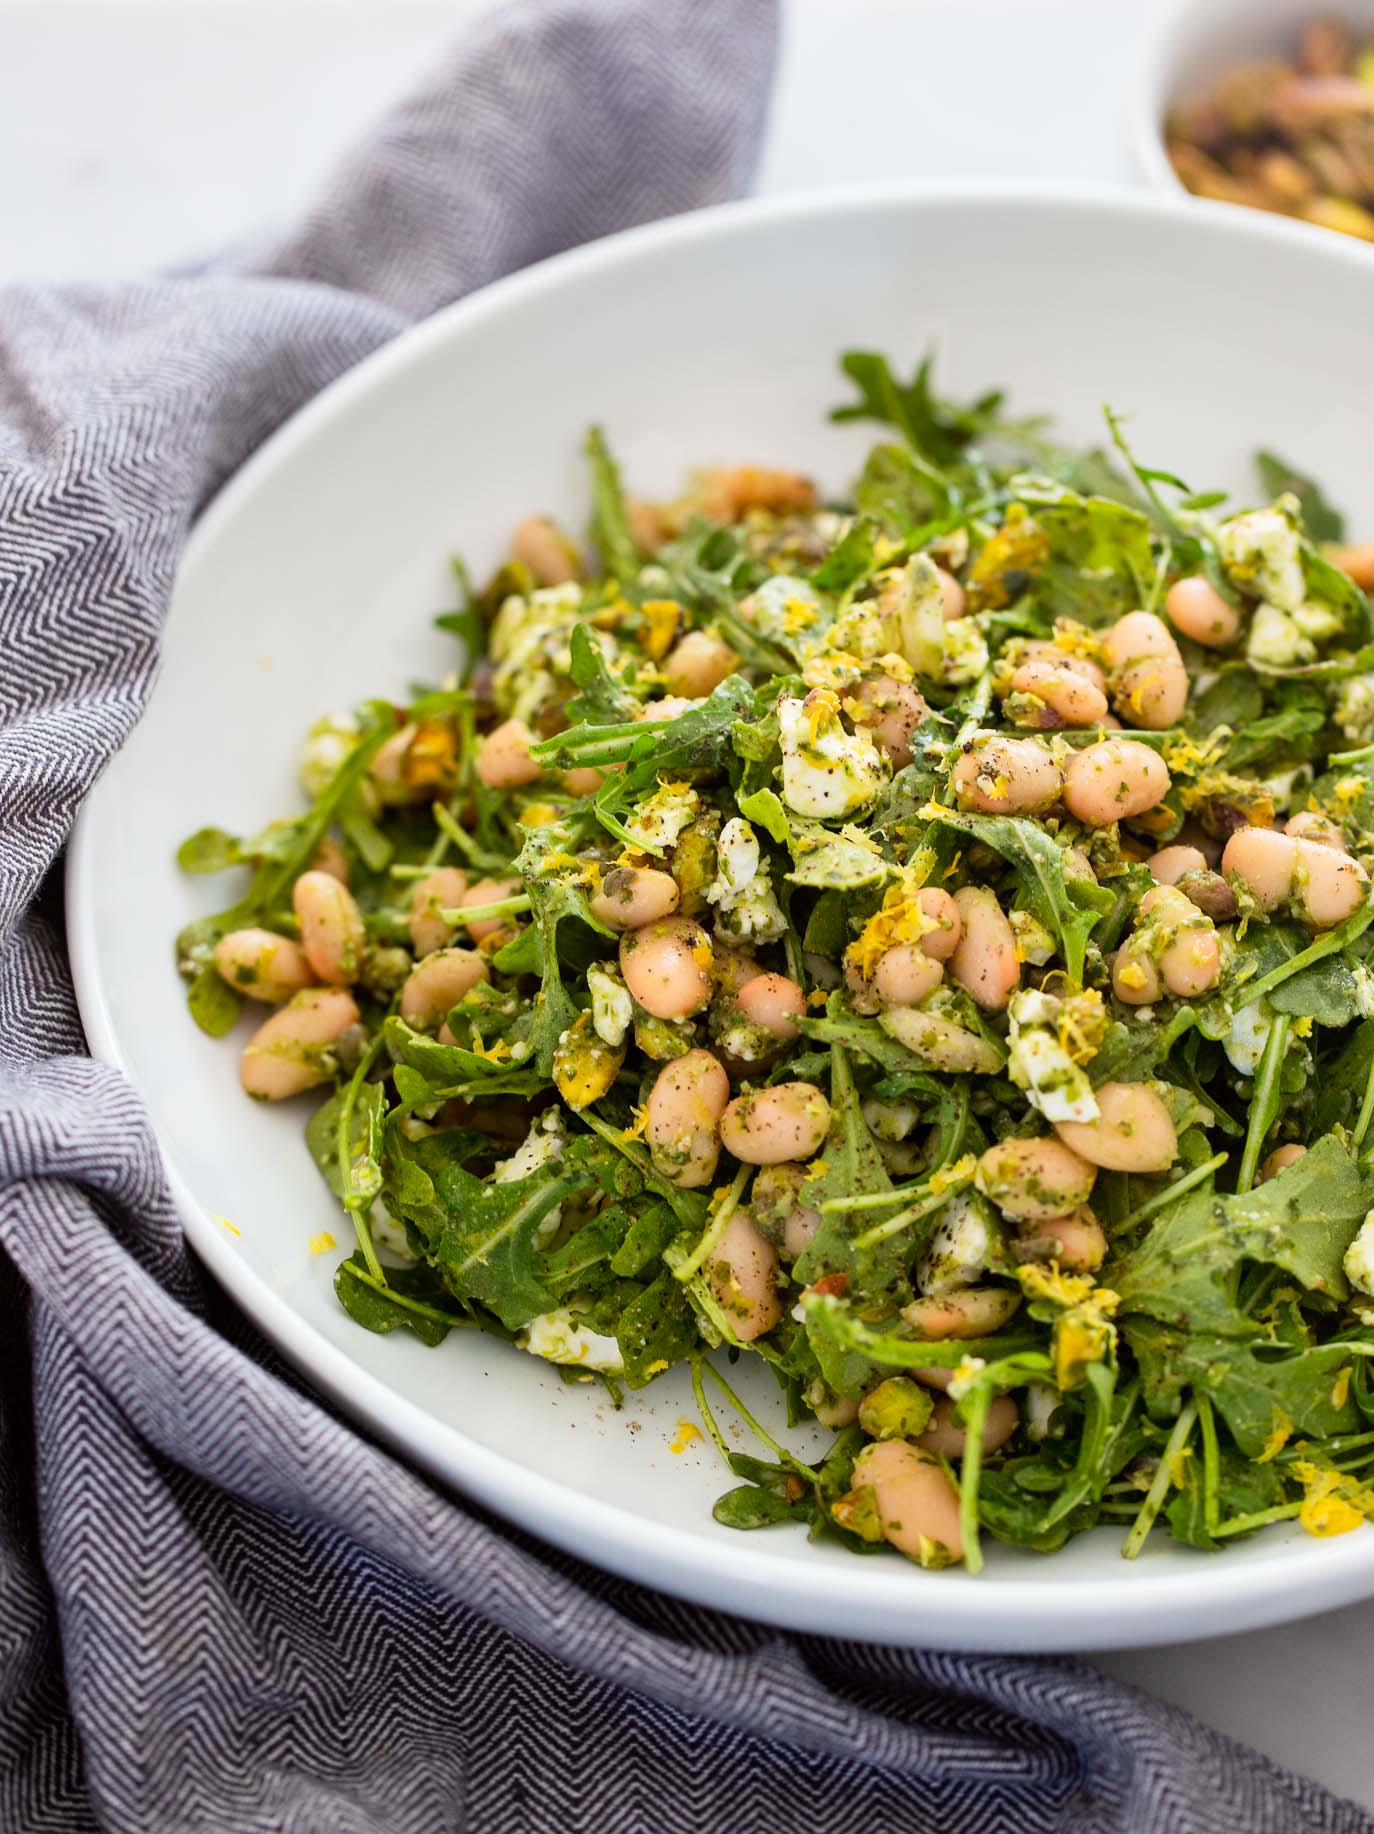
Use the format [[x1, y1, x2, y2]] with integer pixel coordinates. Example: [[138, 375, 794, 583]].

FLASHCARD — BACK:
[[69, 185, 1374, 1651], [1130, 0, 1374, 193]]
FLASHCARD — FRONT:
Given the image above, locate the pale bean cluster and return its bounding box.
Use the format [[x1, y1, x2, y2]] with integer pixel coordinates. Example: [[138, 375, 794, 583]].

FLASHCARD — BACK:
[[1222, 821, 1369, 930], [1112, 883, 1221, 1004]]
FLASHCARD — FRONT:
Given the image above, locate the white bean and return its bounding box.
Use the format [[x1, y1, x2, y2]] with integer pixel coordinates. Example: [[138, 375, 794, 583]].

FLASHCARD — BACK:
[[706, 1210, 782, 1341], [1009, 659, 1109, 728], [511, 514, 580, 585], [240, 988, 359, 1101], [851, 675, 930, 768], [1221, 826, 1297, 912], [735, 972, 806, 1040], [563, 766, 605, 796], [1165, 576, 1240, 649], [646, 1048, 729, 1188], [949, 887, 1020, 1012], [851, 1440, 964, 1564], [1016, 1206, 1107, 1271], [918, 1393, 1019, 1460], [915, 887, 963, 961], [951, 734, 1063, 816], [1260, 1143, 1307, 1182], [873, 947, 944, 1008], [213, 928, 315, 1005], [620, 916, 714, 1019], [1295, 837, 1368, 930], [937, 567, 966, 620], [1102, 610, 1189, 729], [590, 866, 681, 931], [1285, 811, 1346, 849], [408, 867, 469, 958], [720, 1083, 831, 1165], [663, 629, 739, 698], [292, 869, 365, 986], [881, 1005, 1003, 1074], [1062, 738, 1171, 827], [476, 718, 541, 789], [976, 1137, 1097, 1220], [1055, 1081, 1177, 1172], [751, 1161, 822, 1259], [1147, 845, 1207, 885], [901, 1285, 1021, 1338], [399, 948, 489, 1029], [456, 877, 521, 944]]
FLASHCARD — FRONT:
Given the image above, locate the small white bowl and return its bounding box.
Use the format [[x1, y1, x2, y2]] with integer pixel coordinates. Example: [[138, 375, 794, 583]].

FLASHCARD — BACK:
[[1129, 0, 1374, 194]]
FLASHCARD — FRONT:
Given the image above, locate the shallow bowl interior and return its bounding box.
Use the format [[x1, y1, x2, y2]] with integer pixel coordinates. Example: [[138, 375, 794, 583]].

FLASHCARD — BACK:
[[70, 185, 1374, 1651]]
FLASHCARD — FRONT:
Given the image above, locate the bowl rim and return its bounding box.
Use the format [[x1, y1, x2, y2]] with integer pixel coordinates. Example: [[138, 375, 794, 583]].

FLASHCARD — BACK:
[[67, 178, 1374, 1652]]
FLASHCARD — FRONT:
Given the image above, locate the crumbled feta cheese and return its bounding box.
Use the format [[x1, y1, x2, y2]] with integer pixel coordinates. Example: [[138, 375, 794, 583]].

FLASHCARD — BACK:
[[916, 1190, 995, 1296], [489, 583, 586, 721], [741, 574, 822, 642], [947, 1356, 987, 1404], [861, 1097, 920, 1142], [1336, 674, 1374, 746], [1354, 964, 1374, 1022], [623, 780, 699, 852], [778, 689, 888, 818], [706, 817, 787, 944], [1224, 1001, 1273, 1076], [300, 711, 362, 799], [370, 1198, 417, 1263], [940, 615, 990, 686], [1009, 908, 1056, 967], [1006, 989, 1100, 1125], [521, 1308, 624, 1375], [1024, 1383, 1060, 1443], [1218, 505, 1305, 612], [1291, 599, 1344, 642], [494, 1110, 566, 1243], [587, 962, 633, 1048], [885, 553, 946, 677], [1345, 1210, 1374, 1297], [1246, 604, 1315, 670]]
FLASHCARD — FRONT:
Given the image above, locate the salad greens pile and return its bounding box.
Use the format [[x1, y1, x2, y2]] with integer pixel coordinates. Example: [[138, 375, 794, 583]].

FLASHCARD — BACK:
[[177, 351, 1374, 1573]]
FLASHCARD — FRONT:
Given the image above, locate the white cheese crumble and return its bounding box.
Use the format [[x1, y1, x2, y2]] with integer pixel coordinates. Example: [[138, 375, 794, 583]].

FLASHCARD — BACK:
[[623, 780, 699, 852], [939, 616, 991, 686], [916, 1190, 995, 1296], [1246, 603, 1315, 671], [587, 962, 633, 1048], [1344, 1210, 1374, 1297], [1224, 1001, 1273, 1076], [706, 817, 787, 944], [489, 582, 586, 722], [521, 1309, 624, 1375], [1005, 989, 1099, 1125], [778, 689, 888, 819], [1218, 505, 1305, 612], [947, 1356, 987, 1404], [494, 1110, 566, 1244], [1336, 674, 1374, 746], [300, 711, 362, 800], [741, 574, 822, 642]]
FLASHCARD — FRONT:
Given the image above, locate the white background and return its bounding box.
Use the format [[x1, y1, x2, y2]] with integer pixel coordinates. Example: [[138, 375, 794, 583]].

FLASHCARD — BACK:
[[3, 0, 1370, 1810]]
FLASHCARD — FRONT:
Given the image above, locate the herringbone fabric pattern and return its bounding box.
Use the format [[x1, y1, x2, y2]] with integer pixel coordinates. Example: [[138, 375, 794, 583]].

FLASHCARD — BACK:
[[0, 2, 1366, 1829]]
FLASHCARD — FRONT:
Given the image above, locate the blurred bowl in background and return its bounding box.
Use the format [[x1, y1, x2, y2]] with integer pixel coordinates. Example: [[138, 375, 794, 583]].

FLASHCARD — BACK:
[[1131, 0, 1374, 239]]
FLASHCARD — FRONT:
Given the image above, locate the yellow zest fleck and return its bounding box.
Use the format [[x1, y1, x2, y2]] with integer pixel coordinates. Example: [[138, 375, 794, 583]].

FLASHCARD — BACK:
[[519, 801, 560, 829], [618, 1104, 649, 1144], [876, 651, 914, 683], [211, 1212, 241, 1238], [669, 1418, 703, 1454], [929, 1152, 978, 1198], [1117, 959, 1150, 993], [809, 1159, 829, 1180], [308, 1231, 337, 1255], [1332, 1366, 1352, 1410], [640, 598, 681, 661], [645, 1358, 670, 1377], [807, 988, 829, 1008], [1256, 1412, 1293, 1465], [1293, 1459, 1374, 1538], [847, 868, 941, 978]]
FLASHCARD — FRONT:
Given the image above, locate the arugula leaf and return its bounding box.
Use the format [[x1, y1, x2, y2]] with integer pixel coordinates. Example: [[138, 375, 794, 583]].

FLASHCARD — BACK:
[[812, 517, 880, 592], [832, 351, 968, 473], [852, 443, 947, 536], [1113, 1135, 1371, 1335], [584, 424, 640, 582], [564, 621, 639, 725], [615, 1268, 701, 1387], [1125, 1317, 1362, 1458], [1013, 479, 1156, 628], [1255, 450, 1346, 544], [185, 963, 243, 1037], [784, 820, 891, 891], [334, 1251, 484, 1348]]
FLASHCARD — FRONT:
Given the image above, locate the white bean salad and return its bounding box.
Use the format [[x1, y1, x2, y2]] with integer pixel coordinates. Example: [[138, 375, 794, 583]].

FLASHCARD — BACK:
[[177, 352, 1374, 1571]]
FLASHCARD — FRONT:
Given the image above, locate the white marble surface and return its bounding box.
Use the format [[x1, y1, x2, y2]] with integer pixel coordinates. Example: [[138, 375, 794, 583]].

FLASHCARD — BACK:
[[3, 0, 1369, 1809]]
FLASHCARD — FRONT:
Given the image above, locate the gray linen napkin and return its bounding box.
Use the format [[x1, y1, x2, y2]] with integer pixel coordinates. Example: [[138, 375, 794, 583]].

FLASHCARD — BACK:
[[0, 3, 1367, 1830]]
